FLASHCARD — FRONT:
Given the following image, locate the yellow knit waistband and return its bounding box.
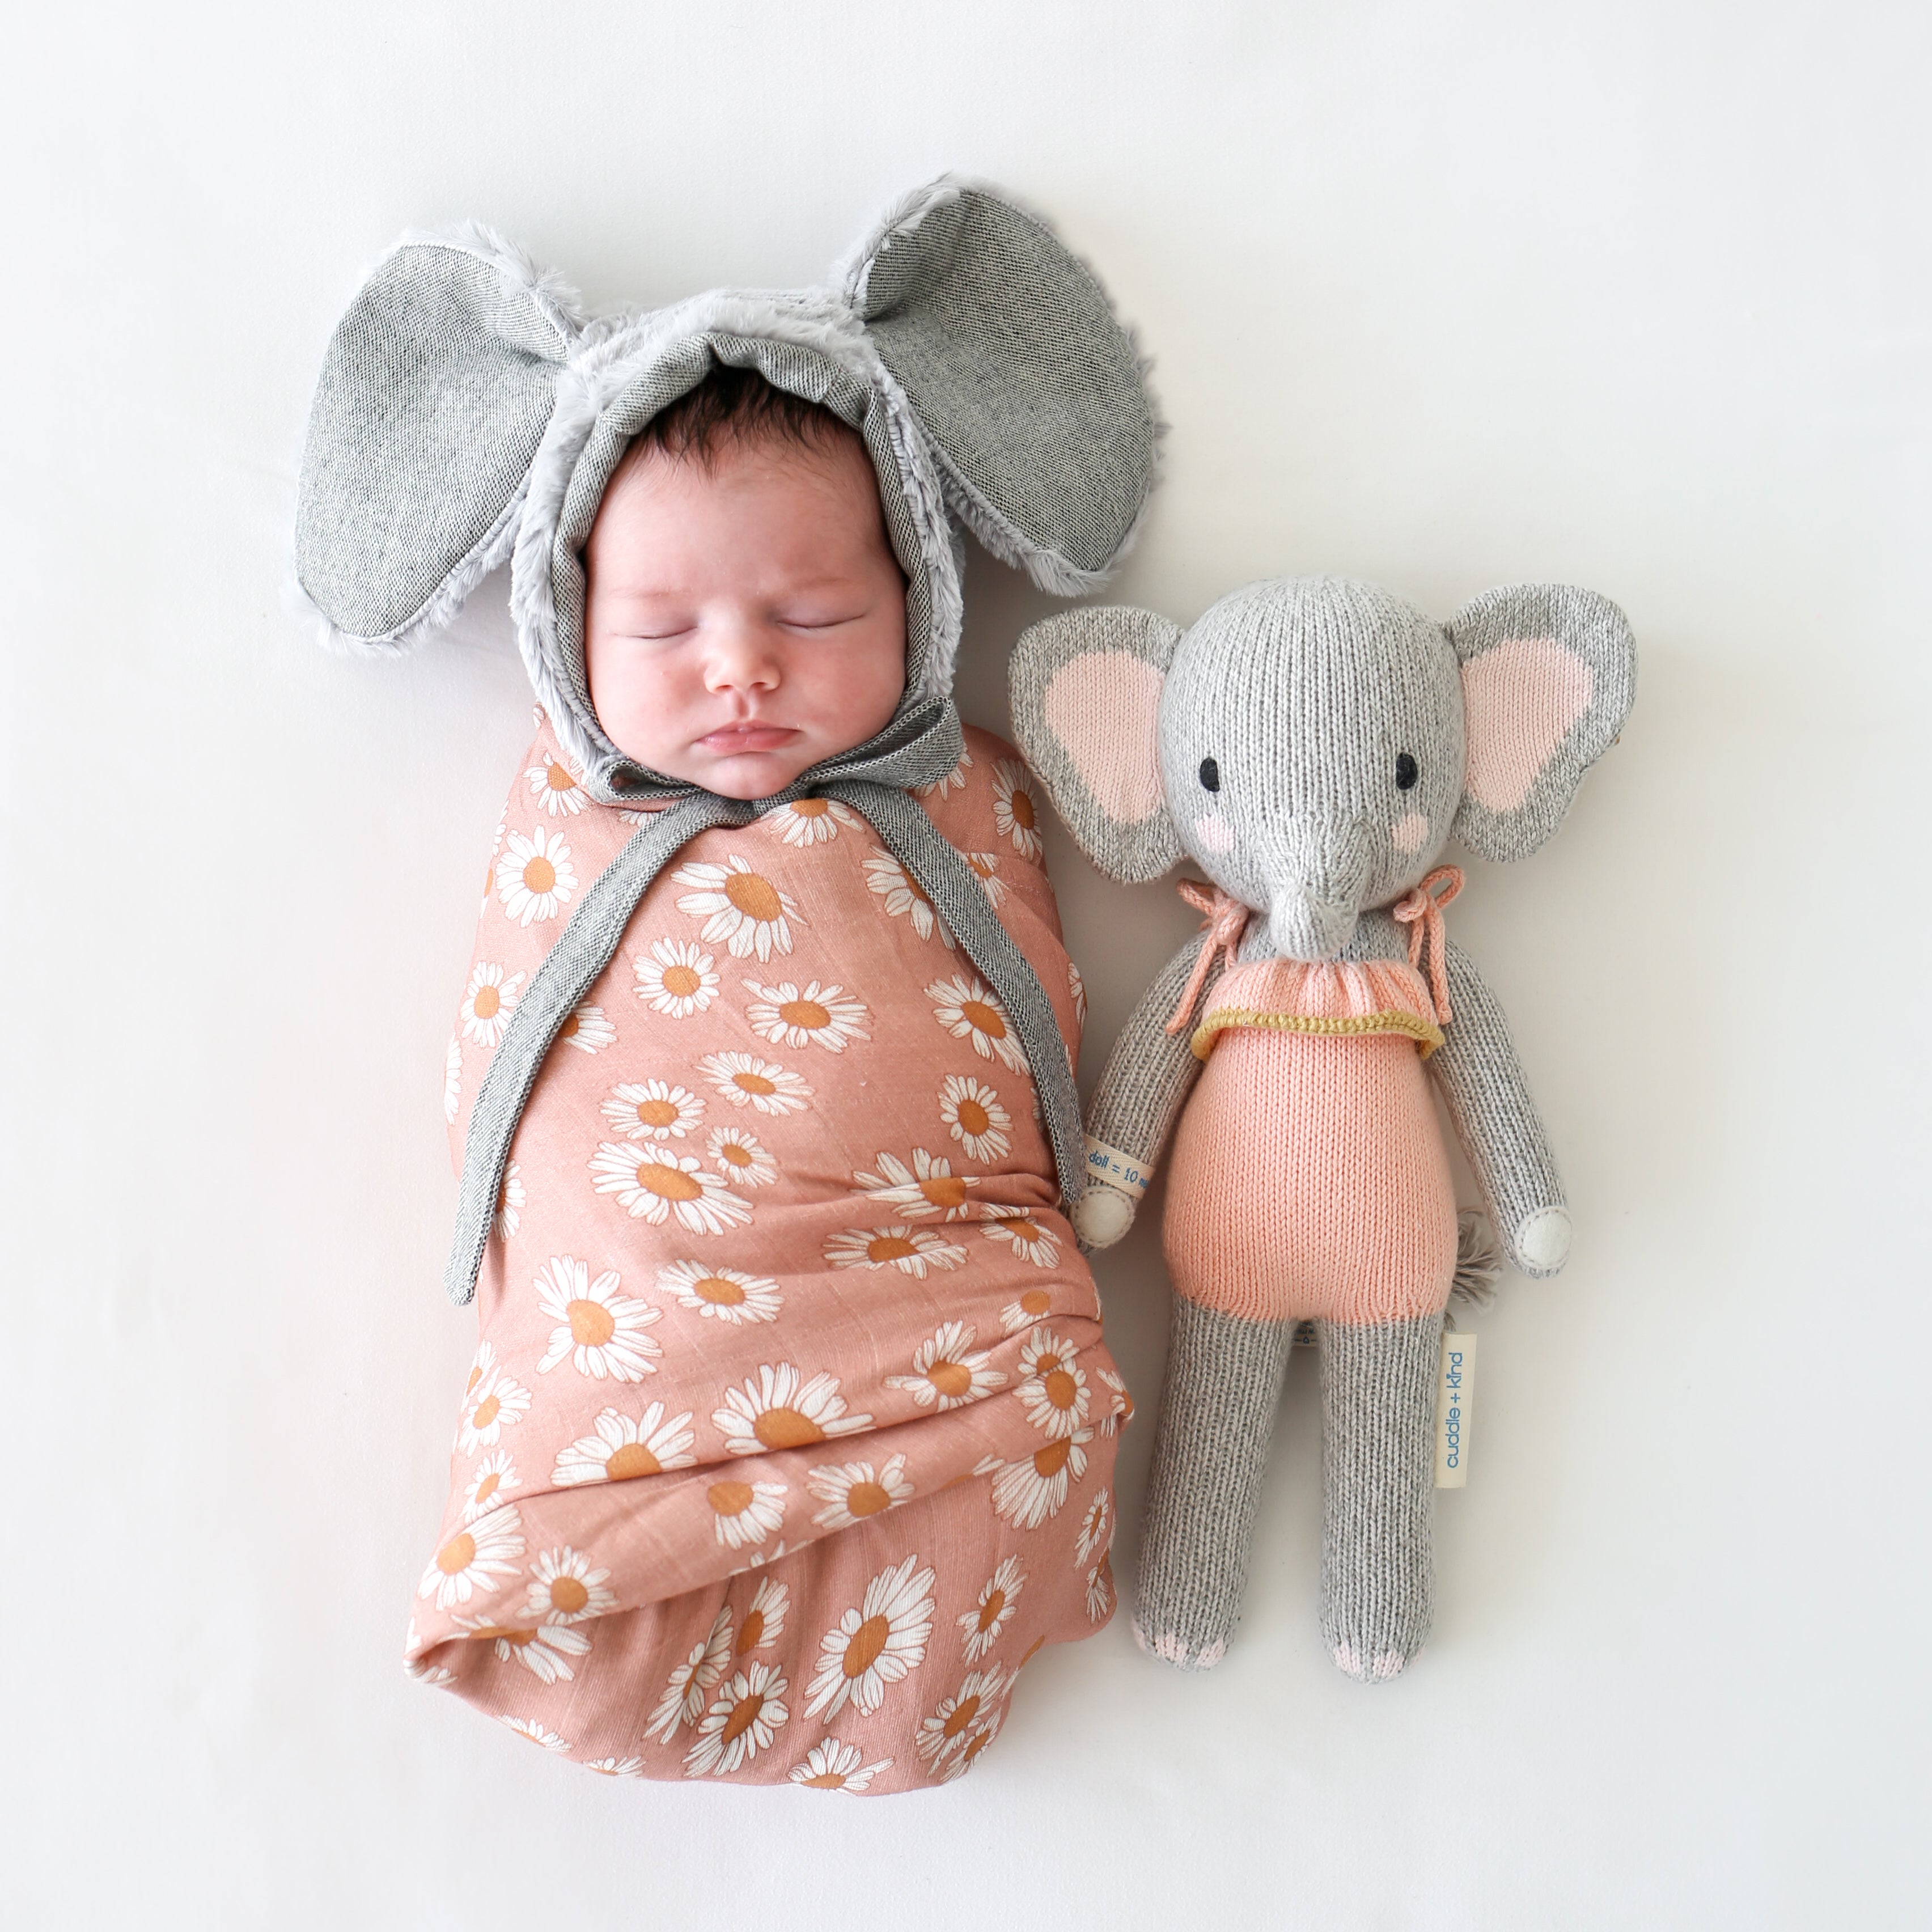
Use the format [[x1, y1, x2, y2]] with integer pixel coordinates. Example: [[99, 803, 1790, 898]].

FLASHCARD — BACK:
[[1190, 1006, 1445, 1062]]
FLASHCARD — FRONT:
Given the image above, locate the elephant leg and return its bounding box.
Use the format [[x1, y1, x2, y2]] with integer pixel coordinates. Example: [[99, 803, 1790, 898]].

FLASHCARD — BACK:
[[1133, 1297, 1296, 1671], [1317, 1313, 1444, 1682]]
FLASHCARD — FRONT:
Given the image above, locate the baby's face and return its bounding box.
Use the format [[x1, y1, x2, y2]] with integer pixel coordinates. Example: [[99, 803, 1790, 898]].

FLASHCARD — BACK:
[[583, 425, 908, 801]]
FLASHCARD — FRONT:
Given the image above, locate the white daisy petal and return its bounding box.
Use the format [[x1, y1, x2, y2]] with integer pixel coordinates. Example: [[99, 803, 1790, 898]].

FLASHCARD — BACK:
[[457, 1615, 591, 1684], [683, 1662, 790, 1778], [823, 1225, 968, 1278], [459, 964, 526, 1048], [495, 827, 578, 926], [645, 1607, 735, 1742], [420, 1505, 525, 1610], [803, 1556, 937, 1721], [671, 854, 803, 961], [744, 979, 871, 1053], [939, 1074, 1012, 1163], [656, 1258, 784, 1325], [988, 1429, 1091, 1528], [587, 1143, 753, 1234], [634, 937, 721, 1019], [705, 1476, 788, 1550], [526, 751, 588, 817], [706, 1125, 778, 1189], [883, 1320, 1006, 1412], [523, 1545, 617, 1625], [957, 1558, 1026, 1663], [532, 1255, 662, 1380], [992, 759, 1044, 859], [925, 976, 1029, 1073], [850, 1148, 975, 1221], [1016, 1329, 1091, 1439], [600, 1079, 706, 1141], [764, 796, 859, 846], [711, 1363, 872, 1456], [806, 1455, 914, 1530], [696, 1052, 812, 1116], [551, 1403, 697, 1485], [862, 846, 954, 948], [981, 1205, 1060, 1268], [788, 1739, 894, 1792]]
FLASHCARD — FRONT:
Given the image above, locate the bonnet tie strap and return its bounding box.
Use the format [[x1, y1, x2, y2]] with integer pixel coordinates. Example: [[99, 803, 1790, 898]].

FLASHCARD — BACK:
[[444, 706, 1087, 1306], [1391, 865, 1464, 1025], [1165, 880, 1251, 1036]]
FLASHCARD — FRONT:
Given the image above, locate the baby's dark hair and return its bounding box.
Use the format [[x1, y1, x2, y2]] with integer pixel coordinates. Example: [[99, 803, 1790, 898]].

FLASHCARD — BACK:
[[620, 362, 857, 473]]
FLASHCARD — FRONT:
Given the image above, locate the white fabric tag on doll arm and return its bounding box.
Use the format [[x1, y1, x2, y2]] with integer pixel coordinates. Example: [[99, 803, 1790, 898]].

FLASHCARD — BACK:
[[1434, 1329, 1477, 1488], [1084, 1136, 1151, 1200]]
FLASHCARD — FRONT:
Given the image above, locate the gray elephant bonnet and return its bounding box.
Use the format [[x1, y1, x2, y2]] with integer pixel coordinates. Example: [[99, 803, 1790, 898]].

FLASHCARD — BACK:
[[295, 177, 1160, 1305], [1012, 574, 1634, 1680]]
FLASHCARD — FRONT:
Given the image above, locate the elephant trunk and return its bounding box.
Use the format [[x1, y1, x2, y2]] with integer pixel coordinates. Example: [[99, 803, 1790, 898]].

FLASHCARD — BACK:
[[1261, 819, 1375, 961]]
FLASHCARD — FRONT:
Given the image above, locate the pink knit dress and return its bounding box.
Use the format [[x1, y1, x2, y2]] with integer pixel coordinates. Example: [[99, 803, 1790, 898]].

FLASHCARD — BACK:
[[407, 719, 1125, 1792]]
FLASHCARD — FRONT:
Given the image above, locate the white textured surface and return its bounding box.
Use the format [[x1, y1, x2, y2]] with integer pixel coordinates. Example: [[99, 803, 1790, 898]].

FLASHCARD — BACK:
[[4, 3, 1926, 1925]]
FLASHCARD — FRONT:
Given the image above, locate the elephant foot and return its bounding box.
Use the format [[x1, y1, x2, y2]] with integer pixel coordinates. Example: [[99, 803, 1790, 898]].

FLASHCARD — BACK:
[[1131, 1619, 1230, 1672], [1329, 1636, 1423, 1683]]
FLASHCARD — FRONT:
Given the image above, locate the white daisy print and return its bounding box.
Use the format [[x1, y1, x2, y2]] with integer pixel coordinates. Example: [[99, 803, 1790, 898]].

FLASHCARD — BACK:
[[1017, 1330, 1091, 1439], [656, 1258, 783, 1325], [765, 796, 859, 845], [989, 1430, 1091, 1529], [939, 1706, 1004, 1782], [457, 1616, 590, 1685], [1069, 960, 1087, 1027], [587, 1142, 752, 1235], [634, 937, 720, 1019], [456, 1363, 531, 1454], [495, 827, 577, 926], [402, 1656, 455, 1689], [459, 964, 525, 1048], [712, 1363, 873, 1456], [551, 1403, 696, 1486], [914, 747, 973, 797], [684, 1662, 790, 1778], [461, 1451, 520, 1522], [585, 1757, 645, 1777], [491, 1162, 525, 1242], [744, 979, 871, 1053], [420, 1504, 525, 1610], [939, 1074, 1012, 1163], [706, 1125, 777, 1190], [526, 750, 588, 816], [533, 1255, 662, 1381], [1097, 1365, 1135, 1435], [734, 1578, 789, 1655], [672, 854, 802, 960], [916, 1665, 1011, 1770], [981, 1205, 1060, 1269], [645, 1607, 735, 1742], [523, 1546, 616, 1625], [992, 759, 1044, 858], [851, 1148, 976, 1221], [556, 1001, 616, 1053], [502, 1715, 570, 1752], [961, 850, 1009, 909], [788, 1740, 893, 1793], [823, 1225, 968, 1278], [806, 1455, 914, 1530], [958, 1558, 1026, 1663], [697, 1051, 812, 1116], [443, 1036, 462, 1124], [803, 1555, 938, 1721], [883, 1320, 1006, 1412], [862, 847, 953, 947], [706, 1476, 787, 1550], [1077, 1491, 1115, 1571], [600, 1079, 705, 1141], [926, 975, 1029, 1073], [1085, 1556, 1115, 1622], [1000, 1286, 1058, 1335]]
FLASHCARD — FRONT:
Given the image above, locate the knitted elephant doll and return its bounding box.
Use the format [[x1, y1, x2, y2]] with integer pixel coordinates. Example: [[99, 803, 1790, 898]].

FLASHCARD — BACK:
[[1010, 577, 1635, 1680]]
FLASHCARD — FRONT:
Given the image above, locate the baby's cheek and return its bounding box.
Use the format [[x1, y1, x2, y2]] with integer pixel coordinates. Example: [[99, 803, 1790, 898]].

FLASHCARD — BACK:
[[1392, 811, 1431, 854], [1194, 810, 1235, 855]]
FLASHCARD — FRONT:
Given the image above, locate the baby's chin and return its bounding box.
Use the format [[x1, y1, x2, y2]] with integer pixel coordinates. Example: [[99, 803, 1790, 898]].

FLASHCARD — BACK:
[[660, 742, 827, 802]]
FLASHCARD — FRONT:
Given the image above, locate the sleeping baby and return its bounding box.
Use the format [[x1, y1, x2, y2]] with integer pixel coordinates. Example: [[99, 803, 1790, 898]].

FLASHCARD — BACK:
[[294, 180, 1160, 1790]]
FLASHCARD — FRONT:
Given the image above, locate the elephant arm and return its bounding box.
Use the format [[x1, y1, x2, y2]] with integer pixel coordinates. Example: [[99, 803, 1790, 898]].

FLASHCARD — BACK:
[[1430, 940, 1571, 1278], [1075, 933, 1225, 1249]]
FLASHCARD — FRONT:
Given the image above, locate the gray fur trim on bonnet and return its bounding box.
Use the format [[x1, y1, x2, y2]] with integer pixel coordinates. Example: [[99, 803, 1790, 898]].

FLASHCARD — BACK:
[[294, 176, 1161, 802]]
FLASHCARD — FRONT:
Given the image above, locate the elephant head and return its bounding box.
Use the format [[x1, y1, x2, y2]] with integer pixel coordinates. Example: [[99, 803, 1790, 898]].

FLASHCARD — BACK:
[[1011, 577, 1635, 950]]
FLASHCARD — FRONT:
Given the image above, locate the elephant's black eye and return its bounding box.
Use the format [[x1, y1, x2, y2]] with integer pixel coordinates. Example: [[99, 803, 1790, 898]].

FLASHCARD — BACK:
[[1198, 757, 1221, 793], [1395, 752, 1418, 791]]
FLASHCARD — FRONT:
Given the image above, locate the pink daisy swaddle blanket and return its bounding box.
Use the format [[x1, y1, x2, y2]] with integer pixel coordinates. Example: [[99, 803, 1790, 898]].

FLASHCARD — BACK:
[[409, 721, 1127, 1789]]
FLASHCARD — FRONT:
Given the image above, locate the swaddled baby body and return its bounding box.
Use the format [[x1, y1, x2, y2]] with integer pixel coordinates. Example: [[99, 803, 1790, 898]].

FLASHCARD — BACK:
[[408, 370, 1127, 1790]]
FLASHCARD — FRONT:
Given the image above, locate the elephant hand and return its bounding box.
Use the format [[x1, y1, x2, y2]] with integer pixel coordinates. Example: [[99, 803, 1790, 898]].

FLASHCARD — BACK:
[[1509, 1206, 1572, 1278], [1074, 1184, 1138, 1250]]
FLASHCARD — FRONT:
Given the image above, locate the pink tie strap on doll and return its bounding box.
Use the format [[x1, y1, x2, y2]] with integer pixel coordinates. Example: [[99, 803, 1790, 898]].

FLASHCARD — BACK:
[[1391, 865, 1464, 1027], [1164, 881, 1252, 1035]]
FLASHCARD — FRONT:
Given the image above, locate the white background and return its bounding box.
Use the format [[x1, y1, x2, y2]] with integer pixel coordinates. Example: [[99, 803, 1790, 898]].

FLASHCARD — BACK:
[[4, 2, 1926, 1925]]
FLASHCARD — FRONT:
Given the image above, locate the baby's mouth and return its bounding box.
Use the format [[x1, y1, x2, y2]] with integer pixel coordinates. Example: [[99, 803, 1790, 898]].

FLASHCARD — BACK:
[[698, 723, 800, 755]]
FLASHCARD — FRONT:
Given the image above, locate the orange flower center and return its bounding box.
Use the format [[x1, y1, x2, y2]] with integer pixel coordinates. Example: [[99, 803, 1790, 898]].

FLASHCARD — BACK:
[[1003, 1218, 1044, 1244], [435, 1533, 476, 1575], [733, 1071, 777, 1097], [725, 871, 783, 923], [867, 1235, 917, 1264], [693, 1274, 745, 1305], [471, 1394, 501, 1428], [568, 1299, 616, 1346], [470, 1626, 535, 1647], [845, 1481, 892, 1518], [636, 1162, 702, 1201], [791, 798, 829, 817], [548, 1577, 590, 1615], [635, 1097, 680, 1128], [927, 1359, 973, 1399], [956, 1099, 990, 1136], [720, 1692, 766, 1744], [708, 1480, 754, 1517], [779, 999, 831, 1032], [546, 762, 575, 791], [976, 1588, 1005, 1633], [1010, 787, 1036, 829], [1019, 1289, 1051, 1317], [523, 856, 556, 894], [557, 1011, 580, 1038], [800, 1772, 846, 1789], [942, 1695, 981, 1739], [717, 1143, 753, 1170], [1032, 1438, 1072, 1478], [919, 1175, 968, 1209], [473, 1472, 500, 1506], [472, 985, 501, 1019], [606, 1442, 660, 1480], [753, 1407, 824, 1451], [1044, 1368, 1079, 1410], [736, 1611, 765, 1654], [844, 1615, 890, 1678], [961, 1001, 1005, 1039], [662, 964, 701, 997]]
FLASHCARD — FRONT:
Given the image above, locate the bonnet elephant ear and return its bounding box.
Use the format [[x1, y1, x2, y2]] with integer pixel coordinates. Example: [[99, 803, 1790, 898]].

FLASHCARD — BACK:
[[295, 227, 583, 650], [841, 180, 1159, 596], [1449, 583, 1637, 862], [1011, 606, 1184, 883]]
